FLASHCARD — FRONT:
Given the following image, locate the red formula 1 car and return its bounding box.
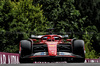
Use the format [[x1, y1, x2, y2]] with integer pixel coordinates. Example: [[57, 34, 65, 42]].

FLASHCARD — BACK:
[[19, 32, 85, 63]]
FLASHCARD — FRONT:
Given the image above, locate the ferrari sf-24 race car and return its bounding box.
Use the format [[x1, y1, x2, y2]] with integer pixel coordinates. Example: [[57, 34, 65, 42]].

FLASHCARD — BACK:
[[19, 33, 85, 63]]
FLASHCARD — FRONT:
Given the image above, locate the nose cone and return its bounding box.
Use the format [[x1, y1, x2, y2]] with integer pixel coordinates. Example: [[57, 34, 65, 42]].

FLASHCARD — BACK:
[[49, 50, 56, 56], [48, 44, 57, 56]]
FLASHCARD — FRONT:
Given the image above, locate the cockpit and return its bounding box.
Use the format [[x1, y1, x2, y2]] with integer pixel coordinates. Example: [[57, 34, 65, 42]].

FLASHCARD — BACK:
[[41, 35, 61, 42]]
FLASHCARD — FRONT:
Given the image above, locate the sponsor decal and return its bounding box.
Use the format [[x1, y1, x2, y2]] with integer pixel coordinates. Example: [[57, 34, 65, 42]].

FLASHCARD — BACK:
[[61, 53, 64, 55], [85, 59, 100, 63], [0, 52, 19, 64], [41, 52, 44, 55], [47, 42, 58, 44], [49, 45, 55, 47]]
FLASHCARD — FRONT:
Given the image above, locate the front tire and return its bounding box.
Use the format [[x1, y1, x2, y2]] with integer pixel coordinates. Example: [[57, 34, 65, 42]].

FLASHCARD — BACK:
[[20, 40, 32, 63], [68, 40, 85, 63]]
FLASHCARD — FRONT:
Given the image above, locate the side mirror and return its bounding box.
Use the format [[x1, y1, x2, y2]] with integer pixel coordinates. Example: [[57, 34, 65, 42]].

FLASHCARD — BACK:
[[64, 35, 68, 38], [31, 35, 44, 38], [31, 35, 35, 38]]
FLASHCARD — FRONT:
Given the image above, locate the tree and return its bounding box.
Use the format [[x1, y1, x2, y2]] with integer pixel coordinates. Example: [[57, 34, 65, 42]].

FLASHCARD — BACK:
[[74, 0, 100, 58], [82, 32, 97, 58], [34, 0, 86, 34], [34, 0, 99, 58], [0, 0, 48, 53], [0, 0, 14, 52]]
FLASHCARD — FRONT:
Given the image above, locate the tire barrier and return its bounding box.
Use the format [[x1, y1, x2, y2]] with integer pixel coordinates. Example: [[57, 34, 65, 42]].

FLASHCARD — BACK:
[[0, 52, 19, 64]]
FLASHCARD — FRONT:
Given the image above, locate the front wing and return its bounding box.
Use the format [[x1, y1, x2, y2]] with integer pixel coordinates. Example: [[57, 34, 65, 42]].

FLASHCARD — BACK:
[[21, 52, 83, 58]]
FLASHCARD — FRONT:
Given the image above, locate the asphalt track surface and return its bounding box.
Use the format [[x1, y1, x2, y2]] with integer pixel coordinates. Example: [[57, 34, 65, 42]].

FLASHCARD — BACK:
[[0, 63, 100, 66]]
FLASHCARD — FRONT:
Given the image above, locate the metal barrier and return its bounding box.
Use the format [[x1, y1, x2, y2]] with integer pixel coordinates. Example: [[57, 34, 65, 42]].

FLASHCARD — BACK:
[[0, 52, 100, 64], [0, 52, 19, 64], [85, 58, 100, 63]]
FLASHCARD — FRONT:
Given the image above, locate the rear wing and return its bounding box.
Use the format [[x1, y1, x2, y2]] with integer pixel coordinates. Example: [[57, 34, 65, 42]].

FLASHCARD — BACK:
[[31, 35, 44, 38], [58, 35, 68, 38], [31, 35, 68, 39]]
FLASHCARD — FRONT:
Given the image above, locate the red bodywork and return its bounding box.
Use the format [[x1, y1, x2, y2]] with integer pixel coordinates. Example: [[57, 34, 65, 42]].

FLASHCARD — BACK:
[[19, 35, 85, 59], [40, 35, 62, 56], [29, 35, 74, 58], [19, 34, 85, 62]]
